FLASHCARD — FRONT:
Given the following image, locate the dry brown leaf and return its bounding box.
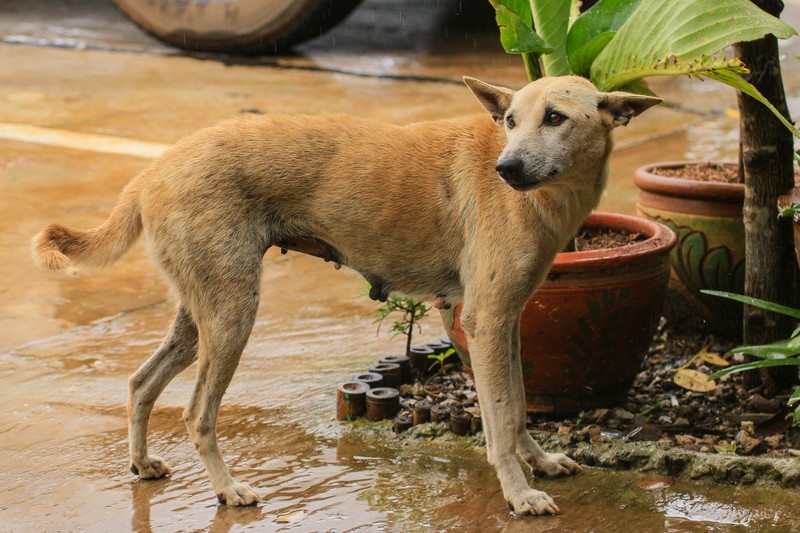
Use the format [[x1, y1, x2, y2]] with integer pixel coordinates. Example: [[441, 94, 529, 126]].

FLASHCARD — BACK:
[[673, 368, 716, 393], [698, 349, 729, 367]]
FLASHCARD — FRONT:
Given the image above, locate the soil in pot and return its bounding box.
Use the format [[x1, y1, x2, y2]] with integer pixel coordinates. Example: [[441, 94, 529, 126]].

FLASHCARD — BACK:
[[634, 162, 744, 338]]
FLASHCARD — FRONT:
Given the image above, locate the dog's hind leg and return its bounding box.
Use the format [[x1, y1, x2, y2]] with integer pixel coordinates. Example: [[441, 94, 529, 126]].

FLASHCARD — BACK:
[[128, 304, 198, 479], [181, 267, 262, 507]]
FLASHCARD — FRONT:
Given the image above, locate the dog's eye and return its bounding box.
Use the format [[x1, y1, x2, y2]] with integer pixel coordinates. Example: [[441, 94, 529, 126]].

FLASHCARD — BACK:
[[505, 114, 516, 129], [545, 111, 565, 126]]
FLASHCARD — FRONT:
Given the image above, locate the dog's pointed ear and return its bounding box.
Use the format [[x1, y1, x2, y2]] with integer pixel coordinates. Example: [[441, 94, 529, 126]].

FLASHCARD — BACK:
[[464, 76, 515, 125], [598, 92, 662, 128]]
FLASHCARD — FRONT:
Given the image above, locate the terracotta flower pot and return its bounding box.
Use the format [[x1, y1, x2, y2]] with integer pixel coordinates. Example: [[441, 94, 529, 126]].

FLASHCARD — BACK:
[[634, 161, 745, 337], [441, 212, 676, 415]]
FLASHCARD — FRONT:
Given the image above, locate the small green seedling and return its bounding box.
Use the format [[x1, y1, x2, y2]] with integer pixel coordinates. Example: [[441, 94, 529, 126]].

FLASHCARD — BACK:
[[428, 348, 456, 375]]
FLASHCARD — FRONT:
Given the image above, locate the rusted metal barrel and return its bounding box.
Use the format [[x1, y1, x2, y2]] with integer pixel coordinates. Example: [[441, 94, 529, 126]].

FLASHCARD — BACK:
[[470, 413, 482, 435], [449, 409, 472, 435], [393, 415, 413, 433], [368, 363, 401, 389], [352, 371, 383, 389], [425, 341, 451, 355], [378, 355, 411, 384], [365, 387, 400, 421], [412, 400, 432, 426], [336, 381, 370, 421], [430, 404, 452, 423], [408, 345, 435, 380]]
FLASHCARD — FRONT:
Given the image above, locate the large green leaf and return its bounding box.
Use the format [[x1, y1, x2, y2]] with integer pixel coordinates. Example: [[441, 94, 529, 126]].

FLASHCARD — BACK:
[[531, 0, 572, 76], [701, 290, 800, 319], [709, 357, 800, 380], [592, 0, 797, 90], [566, 0, 642, 77], [789, 387, 800, 406], [490, 2, 553, 55], [589, 0, 797, 133], [705, 68, 800, 136], [729, 339, 800, 359]]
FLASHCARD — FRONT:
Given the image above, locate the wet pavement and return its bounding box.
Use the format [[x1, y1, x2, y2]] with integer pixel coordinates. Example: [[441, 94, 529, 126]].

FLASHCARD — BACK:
[[2, 0, 800, 530]]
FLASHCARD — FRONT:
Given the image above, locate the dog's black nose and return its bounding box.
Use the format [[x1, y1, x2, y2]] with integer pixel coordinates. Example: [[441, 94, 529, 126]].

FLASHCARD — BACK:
[[495, 158, 524, 183]]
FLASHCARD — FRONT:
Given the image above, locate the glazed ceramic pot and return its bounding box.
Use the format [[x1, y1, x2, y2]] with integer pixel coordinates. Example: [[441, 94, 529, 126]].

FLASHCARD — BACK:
[[441, 212, 676, 415], [634, 161, 745, 337]]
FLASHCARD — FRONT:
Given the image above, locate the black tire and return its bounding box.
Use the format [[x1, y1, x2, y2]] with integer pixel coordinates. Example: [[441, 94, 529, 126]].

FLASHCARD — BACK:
[[113, 0, 363, 54]]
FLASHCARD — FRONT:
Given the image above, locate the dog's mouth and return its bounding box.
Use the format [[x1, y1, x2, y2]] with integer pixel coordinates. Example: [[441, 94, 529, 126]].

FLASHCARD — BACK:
[[500, 168, 559, 192]]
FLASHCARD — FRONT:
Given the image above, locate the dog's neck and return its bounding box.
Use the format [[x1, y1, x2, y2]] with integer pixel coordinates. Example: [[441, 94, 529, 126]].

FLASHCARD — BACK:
[[526, 161, 610, 251]]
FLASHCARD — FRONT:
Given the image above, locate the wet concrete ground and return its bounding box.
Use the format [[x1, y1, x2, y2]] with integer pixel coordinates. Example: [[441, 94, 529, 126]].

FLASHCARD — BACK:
[[2, 0, 800, 530]]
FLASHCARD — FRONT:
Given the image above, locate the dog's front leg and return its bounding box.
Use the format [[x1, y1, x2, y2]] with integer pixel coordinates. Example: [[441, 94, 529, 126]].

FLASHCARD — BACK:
[[509, 319, 582, 478], [463, 302, 560, 516]]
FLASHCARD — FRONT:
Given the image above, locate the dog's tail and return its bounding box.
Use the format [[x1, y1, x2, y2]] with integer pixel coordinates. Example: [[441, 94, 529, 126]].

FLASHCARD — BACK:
[[32, 182, 142, 270]]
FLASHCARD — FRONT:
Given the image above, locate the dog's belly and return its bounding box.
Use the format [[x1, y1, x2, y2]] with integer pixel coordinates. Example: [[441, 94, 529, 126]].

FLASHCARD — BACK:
[[272, 233, 463, 303]]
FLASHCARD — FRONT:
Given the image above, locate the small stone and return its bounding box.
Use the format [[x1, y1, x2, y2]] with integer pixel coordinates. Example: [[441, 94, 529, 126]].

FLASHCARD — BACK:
[[657, 415, 673, 426], [584, 424, 602, 437], [674, 417, 690, 426], [464, 406, 481, 417], [765, 435, 783, 449], [399, 384, 416, 395], [590, 434, 608, 444], [586, 408, 609, 423], [557, 425, 571, 435], [675, 434, 696, 445], [746, 393, 782, 414], [735, 429, 765, 456], [610, 408, 635, 422]]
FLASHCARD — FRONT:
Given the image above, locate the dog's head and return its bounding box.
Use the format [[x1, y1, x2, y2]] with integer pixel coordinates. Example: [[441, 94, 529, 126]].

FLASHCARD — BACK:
[[464, 76, 661, 192]]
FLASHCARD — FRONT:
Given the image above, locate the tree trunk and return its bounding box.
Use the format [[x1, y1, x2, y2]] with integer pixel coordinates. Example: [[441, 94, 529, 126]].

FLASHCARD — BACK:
[[734, 0, 797, 393]]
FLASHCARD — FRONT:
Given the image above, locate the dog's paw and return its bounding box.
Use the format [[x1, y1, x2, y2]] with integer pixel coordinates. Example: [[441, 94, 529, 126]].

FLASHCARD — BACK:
[[531, 452, 582, 478], [507, 488, 560, 516], [217, 482, 260, 507], [131, 455, 172, 479]]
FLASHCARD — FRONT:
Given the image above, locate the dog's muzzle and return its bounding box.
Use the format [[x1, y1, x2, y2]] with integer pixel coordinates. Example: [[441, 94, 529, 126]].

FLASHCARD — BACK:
[[496, 157, 553, 192], [495, 157, 525, 184]]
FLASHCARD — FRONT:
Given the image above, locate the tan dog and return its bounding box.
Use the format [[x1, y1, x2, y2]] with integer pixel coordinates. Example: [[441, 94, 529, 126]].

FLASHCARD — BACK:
[[32, 75, 659, 515]]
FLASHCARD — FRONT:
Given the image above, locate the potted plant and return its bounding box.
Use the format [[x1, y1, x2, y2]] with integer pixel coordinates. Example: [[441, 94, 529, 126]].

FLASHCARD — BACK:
[[442, 0, 795, 414], [634, 162, 745, 336], [442, 213, 675, 413]]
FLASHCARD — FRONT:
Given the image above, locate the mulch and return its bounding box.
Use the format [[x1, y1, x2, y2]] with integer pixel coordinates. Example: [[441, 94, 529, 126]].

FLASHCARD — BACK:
[[650, 162, 741, 184], [393, 320, 800, 459]]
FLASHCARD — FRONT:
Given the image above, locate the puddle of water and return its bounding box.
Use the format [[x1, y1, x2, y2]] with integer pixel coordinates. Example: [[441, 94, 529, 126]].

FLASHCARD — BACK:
[[3, 268, 799, 532]]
